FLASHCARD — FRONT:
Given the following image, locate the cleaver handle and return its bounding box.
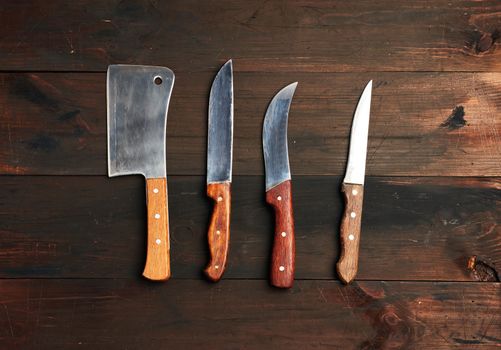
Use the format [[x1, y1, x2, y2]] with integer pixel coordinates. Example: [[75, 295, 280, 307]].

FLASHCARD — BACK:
[[143, 178, 171, 281], [266, 180, 295, 288], [204, 182, 231, 282], [336, 183, 364, 284]]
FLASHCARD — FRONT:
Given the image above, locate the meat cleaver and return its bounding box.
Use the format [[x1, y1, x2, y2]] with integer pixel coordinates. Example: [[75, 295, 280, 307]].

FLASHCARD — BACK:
[[107, 65, 174, 281]]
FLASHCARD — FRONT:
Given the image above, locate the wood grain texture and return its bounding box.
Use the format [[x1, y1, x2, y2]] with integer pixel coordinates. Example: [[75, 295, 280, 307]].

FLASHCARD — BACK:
[[266, 180, 295, 288], [1, 72, 500, 176], [337, 183, 364, 284], [205, 182, 231, 282], [0, 1, 500, 72], [0, 279, 499, 349], [1, 1, 500, 347], [0, 175, 499, 281], [143, 178, 170, 281]]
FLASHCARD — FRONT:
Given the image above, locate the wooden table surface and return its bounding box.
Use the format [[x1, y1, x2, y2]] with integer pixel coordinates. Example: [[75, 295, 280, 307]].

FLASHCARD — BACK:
[[0, 1, 500, 349]]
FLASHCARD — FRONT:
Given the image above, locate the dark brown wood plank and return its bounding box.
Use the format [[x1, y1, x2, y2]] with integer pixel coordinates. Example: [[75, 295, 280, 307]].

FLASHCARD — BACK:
[[1, 72, 500, 176], [0, 1, 500, 72], [0, 175, 499, 281], [0, 279, 499, 349]]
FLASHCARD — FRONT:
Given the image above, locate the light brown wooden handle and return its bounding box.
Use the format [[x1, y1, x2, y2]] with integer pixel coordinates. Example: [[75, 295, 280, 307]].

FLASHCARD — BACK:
[[143, 178, 171, 281], [336, 183, 364, 284], [205, 182, 231, 282], [266, 180, 295, 288]]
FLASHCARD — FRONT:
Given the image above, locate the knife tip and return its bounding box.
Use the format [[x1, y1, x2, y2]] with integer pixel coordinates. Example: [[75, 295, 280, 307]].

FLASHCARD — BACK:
[[286, 81, 298, 92]]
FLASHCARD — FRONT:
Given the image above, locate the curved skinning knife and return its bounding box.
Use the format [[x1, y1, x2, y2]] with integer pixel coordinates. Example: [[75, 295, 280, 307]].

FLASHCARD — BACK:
[[107, 65, 174, 281], [263, 82, 298, 288], [336, 80, 372, 284], [205, 60, 234, 282]]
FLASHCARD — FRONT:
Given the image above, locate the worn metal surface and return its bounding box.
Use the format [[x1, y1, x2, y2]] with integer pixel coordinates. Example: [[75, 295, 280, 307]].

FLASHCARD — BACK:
[[107, 65, 175, 179], [343, 81, 372, 185], [207, 60, 234, 184], [263, 82, 297, 191]]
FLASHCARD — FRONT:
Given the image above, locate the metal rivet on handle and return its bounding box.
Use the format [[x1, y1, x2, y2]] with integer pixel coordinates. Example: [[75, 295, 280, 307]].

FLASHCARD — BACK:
[[277, 196, 282, 201], [153, 188, 159, 194], [216, 230, 221, 235], [281, 232, 287, 237], [217, 196, 223, 202], [279, 266, 285, 272], [352, 189, 358, 196], [155, 239, 161, 245], [348, 234, 355, 241], [154, 213, 160, 219], [215, 265, 219, 269], [350, 212, 356, 218]]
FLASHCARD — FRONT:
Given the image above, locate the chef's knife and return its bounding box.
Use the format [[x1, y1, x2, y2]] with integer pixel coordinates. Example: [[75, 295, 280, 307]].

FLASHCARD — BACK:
[[263, 82, 298, 288], [205, 60, 234, 282], [336, 80, 372, 284], [107, 65, 174, 281]]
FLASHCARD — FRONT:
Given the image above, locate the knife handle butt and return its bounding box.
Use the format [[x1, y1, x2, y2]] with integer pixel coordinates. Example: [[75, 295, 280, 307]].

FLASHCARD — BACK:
[[336, 183, 364, 284], [205, 182, 231, 282], [143, 178, 171, 281], [266, 180, 295, 288]]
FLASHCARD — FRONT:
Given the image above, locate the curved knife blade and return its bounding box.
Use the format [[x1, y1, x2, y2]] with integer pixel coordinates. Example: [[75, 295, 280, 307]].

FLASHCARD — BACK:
[[207, 60, 233, 184], [263, 82, 297, 191], [343, 80, 372, 185]]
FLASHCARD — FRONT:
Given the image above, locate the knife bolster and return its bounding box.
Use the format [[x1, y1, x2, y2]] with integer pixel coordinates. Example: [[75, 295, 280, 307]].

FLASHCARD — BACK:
[[143, 177, 171, 281], [266, 180, 295, 288], [336, 183, 364, 284], [205, 182, 231, 282]]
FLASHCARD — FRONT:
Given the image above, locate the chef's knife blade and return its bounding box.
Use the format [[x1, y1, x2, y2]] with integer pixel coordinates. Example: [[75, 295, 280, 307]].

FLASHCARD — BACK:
[[205, 60, 234, 282], [263, 82, 297, 288], [107, 64, 174, 281], [336, 80, 372, 284]]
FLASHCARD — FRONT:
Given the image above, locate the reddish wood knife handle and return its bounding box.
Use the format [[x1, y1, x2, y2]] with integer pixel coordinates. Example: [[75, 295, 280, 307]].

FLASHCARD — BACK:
[[205, 182, 231, 282], [336, 183, 364, 284], [143, 178, 171, 281], [266, 180, 295, 288]]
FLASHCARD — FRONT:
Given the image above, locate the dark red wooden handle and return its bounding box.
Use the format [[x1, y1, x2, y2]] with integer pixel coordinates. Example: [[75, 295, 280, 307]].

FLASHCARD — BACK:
[[336, 183, 364, 284], [266, 180, 295, 288], [204, 182, 231, 282]]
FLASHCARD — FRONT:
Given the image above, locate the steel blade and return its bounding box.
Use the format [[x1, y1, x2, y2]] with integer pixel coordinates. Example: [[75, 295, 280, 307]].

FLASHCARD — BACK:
[[343, 80, 372, 185], [207, 60, 234, 184], [107, 65, 174, 179], [263, 82, 298, 191]]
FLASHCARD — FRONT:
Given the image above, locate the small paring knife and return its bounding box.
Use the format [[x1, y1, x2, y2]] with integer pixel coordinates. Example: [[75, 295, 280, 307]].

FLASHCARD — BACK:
[[336, 80, 373, 284], [107, 65, 175, 281], [263, 82, 298, 288], [205, 60, 234, 282]]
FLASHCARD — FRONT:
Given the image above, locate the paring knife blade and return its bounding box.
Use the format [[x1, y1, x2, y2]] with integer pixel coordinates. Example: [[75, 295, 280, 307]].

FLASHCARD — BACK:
[[336, 80, 372, 284], [107, 64, 175, 281], [205, 60, 234, 282], [263, 82, 298, 288]]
